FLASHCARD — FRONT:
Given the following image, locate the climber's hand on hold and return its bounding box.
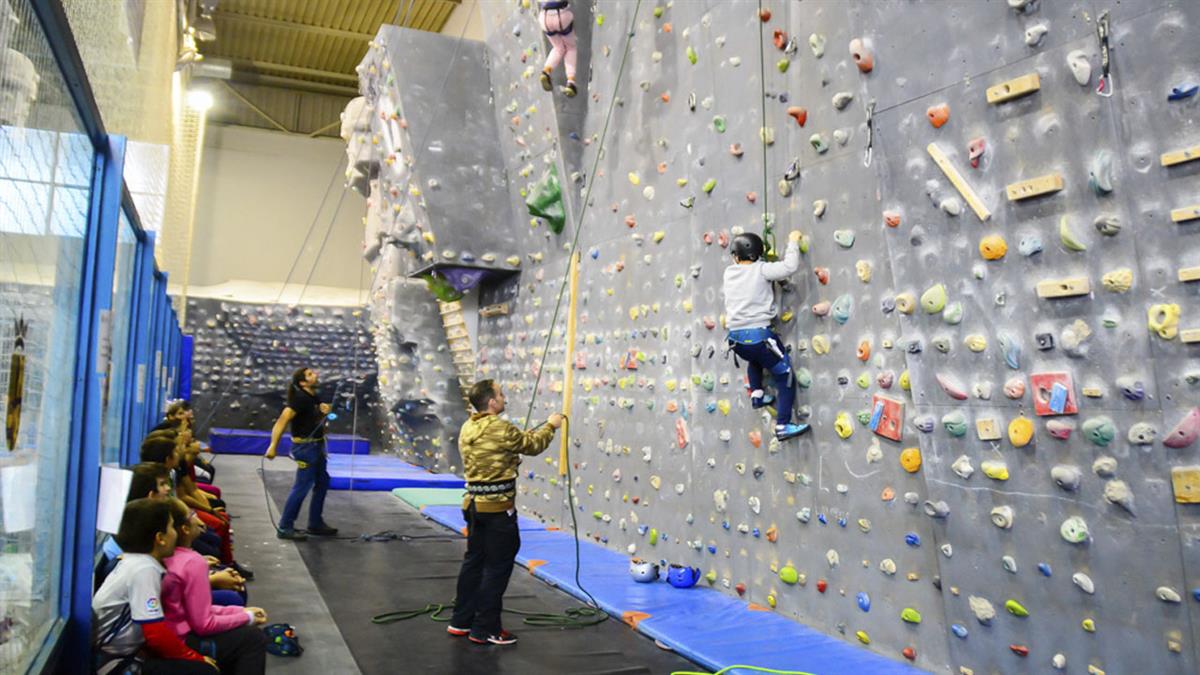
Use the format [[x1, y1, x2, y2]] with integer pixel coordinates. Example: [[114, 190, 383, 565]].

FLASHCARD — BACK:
[[547, 413, 565, 429], [788, 230, 802, 244]]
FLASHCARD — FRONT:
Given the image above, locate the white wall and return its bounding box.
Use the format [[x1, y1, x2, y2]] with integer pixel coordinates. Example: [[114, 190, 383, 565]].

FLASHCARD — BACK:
[[188, 125, 369, 303], [441, 0, 484, 41]]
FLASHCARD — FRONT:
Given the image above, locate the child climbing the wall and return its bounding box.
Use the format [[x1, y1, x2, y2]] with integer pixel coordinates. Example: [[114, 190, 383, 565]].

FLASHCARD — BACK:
[[724, 231, 810, 441], [538, 1, 577, 97]]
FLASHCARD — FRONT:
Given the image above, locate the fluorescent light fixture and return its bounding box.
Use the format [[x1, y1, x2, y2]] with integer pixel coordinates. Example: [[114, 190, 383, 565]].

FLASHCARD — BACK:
[[186, 88, 215, 111]]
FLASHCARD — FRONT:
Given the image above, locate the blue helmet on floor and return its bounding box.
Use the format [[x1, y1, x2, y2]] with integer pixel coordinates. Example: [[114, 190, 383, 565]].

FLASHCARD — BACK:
[[667, 564, 701, 589], [263, 623, 304, 657]]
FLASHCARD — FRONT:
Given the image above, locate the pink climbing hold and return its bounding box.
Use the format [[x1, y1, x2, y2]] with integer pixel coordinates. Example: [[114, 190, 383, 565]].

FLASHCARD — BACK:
[[1164, 407, 1200, 449], [718, 231, 730, 248], [746, 191, 758, 203], [968, 137, 986, 168], [624, 214, 637, 228], [729, 143, 744, 157], [812, 301, 832, 316], [676, 418, 690, 449], [849, 38, 874, 73], [936, 373, 969, 400]]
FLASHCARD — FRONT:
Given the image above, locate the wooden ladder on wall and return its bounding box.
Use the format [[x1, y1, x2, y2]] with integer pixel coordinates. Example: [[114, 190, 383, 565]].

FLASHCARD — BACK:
[[438, 300, 475, 408]]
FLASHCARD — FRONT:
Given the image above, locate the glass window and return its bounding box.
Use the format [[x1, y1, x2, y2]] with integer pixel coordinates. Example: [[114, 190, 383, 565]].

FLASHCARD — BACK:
[[0, 0, 96, 670], [100, 213, 138, 466]]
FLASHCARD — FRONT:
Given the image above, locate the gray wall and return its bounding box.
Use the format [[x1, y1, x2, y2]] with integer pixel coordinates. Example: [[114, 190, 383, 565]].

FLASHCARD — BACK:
[[362, 1, 1200, 672]]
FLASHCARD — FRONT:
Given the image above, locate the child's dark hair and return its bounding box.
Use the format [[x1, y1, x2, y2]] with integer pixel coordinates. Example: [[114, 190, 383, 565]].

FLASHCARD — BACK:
[[151, 417, 183, 432], [287, 367, 311, 407], [468, 379, 497, 412], [115, 498, 173, 554], [128, 462, 171, 502], [140, 436, 177, 464], [165, 498, 190, 537]]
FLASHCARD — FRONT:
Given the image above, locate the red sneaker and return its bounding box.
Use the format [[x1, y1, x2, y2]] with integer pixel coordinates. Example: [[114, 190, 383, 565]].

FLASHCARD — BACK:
[[468, 629, 517, 646], [446, 625, 470, 637]]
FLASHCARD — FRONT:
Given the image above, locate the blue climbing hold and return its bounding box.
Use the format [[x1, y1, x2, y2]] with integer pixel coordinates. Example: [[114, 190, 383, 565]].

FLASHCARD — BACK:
[[951, 624, 968, 639], [569, 131, 581, 140], [905, 533, 921, 547], [817, 513, 828, 525], [1169, 83, 1199, 101], [708, 545, 717, 554], [589, 247, 600, 259], [837, 517, 847, 528], [706, 402, 717, 413], [857, 592, 871, 612], [998, 332, 1020, 370], [1038, 563, 1052, 577], [752, 528, 761, 538], [638, 525, 649, 535]]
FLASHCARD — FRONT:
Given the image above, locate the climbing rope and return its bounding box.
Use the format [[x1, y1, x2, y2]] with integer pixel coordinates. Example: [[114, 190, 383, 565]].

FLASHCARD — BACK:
[[671, 666, 816, 675], [755, 0, 775, 259], [371, 599, 606, 629]]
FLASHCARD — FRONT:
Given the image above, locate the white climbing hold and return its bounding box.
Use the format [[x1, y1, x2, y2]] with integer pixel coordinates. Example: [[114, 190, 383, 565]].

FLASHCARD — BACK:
[[1103, 480, 1135, 515], [826, 549, 840, 568], [1072, 572, 1095, 594], [951, 455, 974, 480], [968, 596, 996, 624], [1092, 456, 1117, 477], [1156, 586, 1182, 603], [1067, 49, 1092, 86], [748, 496, 761, 514], [1025, 24, 1049, 46], [1052, 653, 1067, 670]]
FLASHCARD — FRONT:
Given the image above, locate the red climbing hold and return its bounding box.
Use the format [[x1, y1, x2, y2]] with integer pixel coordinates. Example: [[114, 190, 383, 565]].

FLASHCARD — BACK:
[[758, 8, 771, 22], [624, 214, 637, 228], [773, 29, 788, 51], [883, 210, 901, 228], [816, 579, 828, 594], [735, 583, 747, 595], [746, 191, 757, 204], [786, 106, 808, 127], [902, 647, 916, 661], [814, 267, 830, 285], [1010, 645, 1030, 657]]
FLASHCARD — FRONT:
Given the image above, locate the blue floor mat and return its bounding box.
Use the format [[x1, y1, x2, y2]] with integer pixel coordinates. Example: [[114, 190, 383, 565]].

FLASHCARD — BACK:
[[420, 504, 547, 533], [209, 428, 369, 456], [326, 455, 464, 491], [421, 516, 930, 675]]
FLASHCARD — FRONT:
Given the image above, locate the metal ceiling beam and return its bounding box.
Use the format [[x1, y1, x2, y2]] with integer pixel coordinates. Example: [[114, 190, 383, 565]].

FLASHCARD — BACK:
[[214, 10, 378, 41], [228, 58, 361, 84], [229, 71, 359, 98]]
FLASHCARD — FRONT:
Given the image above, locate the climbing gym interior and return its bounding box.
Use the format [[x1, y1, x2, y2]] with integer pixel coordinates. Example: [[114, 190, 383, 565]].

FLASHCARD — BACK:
[[2, 1, 1199, 674]]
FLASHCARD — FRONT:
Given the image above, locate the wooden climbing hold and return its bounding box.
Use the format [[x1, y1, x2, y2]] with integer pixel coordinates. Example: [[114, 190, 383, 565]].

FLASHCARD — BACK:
[[986, 73, 1040, 104], [1006, 173, 1064, 201], [927, 143, 991, 221], [1160, 144, 1200, 167], [1177, 266, 1200, 282], [1036, 277, 1090, 299], [1170, 204, 1200, 223]]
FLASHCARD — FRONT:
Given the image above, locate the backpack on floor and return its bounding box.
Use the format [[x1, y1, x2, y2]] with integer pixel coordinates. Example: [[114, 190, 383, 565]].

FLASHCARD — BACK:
[[263, 623, 304, 657]]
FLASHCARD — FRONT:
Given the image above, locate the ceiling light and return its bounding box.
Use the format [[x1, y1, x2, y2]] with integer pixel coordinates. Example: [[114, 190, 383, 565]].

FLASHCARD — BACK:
[[186, 88, 215, 111]]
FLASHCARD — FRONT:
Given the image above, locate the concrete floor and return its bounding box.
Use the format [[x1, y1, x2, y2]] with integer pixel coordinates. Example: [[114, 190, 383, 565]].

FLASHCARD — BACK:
[[214, 454, 360, 674]]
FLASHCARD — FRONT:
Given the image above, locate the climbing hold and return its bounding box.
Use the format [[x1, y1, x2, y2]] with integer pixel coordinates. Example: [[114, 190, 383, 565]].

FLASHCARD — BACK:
[[951, 455, 974, 480], [833, 229, 855, 248], [998, 333, 1021, 369], [835, 412, 854, 439], [895, 447, 920, 473], [1116, 376, 1144, 401], [883, 210, 901, 228], [926, 103, 950, 128], [979, 234, 1007, 260], [968, 137, 986, 168], [1038, 563, 1053, 577], [920, 284, 947, 313], [982, 460, 1010, 481], [1157, 586, 1183, 603], [1067, 49, 1092, 85], [1088, 150, 1114, 194], [1018, 234, 1044, 257], [1052, 465, 1083, 491], [816, 579, 828, 593], [943, 411, 968, 437], [879, 559, 897, 576], [779, 565, 799, 585], [969, 596, 996, 624], [809, 133, 828, 154], [900, 608, 922, 624], [855, 630, 870, 645], [936, 373, 968, 400], [786, 106, 807, 126], [1005, 600, 1029, 617], [1148, 303, 1181, 340], [1059, 216, 1087, 251], [1093, 456, 1117, 477], [1003, 377, 1025, 400], [1008, 416, 1034, 447], [1103, 479, 1135, 515], [1094, 214, 1121, 236], [1082, 416, 1116, 447], [951, 624, 968, 639], [1025, 23, 1048, 45], [965, 334, 987, 353], [990, 505, 1015, 529], [686, 45, 698, 65], [1060, 516, 1090, 543], [849, 38, 874, 73], [905, 533, 921, 547], [830, 296, 854, 324], [1081, 618, 1095, 633], [712, 116, 726, 133], [923, 500, 950, 518], [832, 91, 853, 110], [702, 178, 717, 194], [1164, 408, 1200, 448], [943, 302, 964, 325], [1010, 645, 1030, 657], [855, 260, 872, 283], [1072, 572, 1095, 594], [1102, 268, 1133, 293]]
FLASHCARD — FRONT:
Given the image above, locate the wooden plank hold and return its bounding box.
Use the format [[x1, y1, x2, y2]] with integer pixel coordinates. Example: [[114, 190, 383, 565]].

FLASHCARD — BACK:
[[1006, 173, 1063, 201], [1170, 205, 1200, 223], [986, 73, 1040, 104], [926, 143, 991, 221], [1181, 328, 1200, 344], [1178, 266, 1200, 283], [1036, 276, 1091, 299], [1161, 145, 1200, 167], [479, 302, 510, 317]]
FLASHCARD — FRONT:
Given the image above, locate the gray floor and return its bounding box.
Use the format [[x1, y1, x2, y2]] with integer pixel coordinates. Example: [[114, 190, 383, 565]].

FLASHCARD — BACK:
[[213, 454, 361, 674]]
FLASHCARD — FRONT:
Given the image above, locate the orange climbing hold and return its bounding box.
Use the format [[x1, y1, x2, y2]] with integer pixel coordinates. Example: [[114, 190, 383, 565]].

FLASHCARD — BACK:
[[881, 486, 895, 501], [883, 210, 901, 228], [786, 106, 808, 126], [773, 29, 788, 50], [857, 340, 871, 361], [624, 214, 637, 228], [748, 430, 763, 448], [746, 191, 758, 203], [759, 8, 772, 21], [926, 103, 950, 128], [765, 525, 779, 543], [660, 92, 670, 103], [657, 162, 668, 174], [979, 234, 1008, 260], [902, 647, 916, 661], [729, 143, 744, 157], [814, 267, 830, 285], [849, 38, 874, 73], [662, 23, 671, 33]]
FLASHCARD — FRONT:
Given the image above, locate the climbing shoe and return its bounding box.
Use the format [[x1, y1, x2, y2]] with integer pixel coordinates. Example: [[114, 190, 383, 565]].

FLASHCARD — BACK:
[[750, 393, 776, 409], [469, 629, 518, 646], [563, 81, 577, 97], [539, 70, 552, 91], [277, 528, 308, 541], [775, 423, 810, 441]]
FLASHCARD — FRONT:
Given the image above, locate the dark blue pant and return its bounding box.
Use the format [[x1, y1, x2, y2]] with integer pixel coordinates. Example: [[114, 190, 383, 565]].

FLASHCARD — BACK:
[[451, 501, 520, 636], [730, 332, 794, 425], [212, 589, 247, 606], [278, 442, 330, 531]]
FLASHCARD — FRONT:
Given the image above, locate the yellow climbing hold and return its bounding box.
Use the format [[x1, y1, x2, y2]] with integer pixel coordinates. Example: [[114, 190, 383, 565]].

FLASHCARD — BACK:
[[1148, 303, 1181, 340], [705, 569, 718, 583], [780, 310, 794, 322], [964, 334, 987, 352], [506, 255, 521, 267], [856, 373, 871, 389], [1102, 268, 1133, 293], [1008, 416, 1034, 448], [856, 260, 872, 282], [628, 172, 641, 185], [900, 447, 922, 473], [899, 370, 911, 391], [895, 292, 916, 315], [855, 630, 871, 645], [1082, 618, 1096, 632], [834, 412, 854, 439], [982, 460, 1010, 481], [717, 400, 731, 415], [653, 231, 666, 243], [812, 335, 830, 354], [767, 593, 777, 608], [979, 234, 1008, 260]]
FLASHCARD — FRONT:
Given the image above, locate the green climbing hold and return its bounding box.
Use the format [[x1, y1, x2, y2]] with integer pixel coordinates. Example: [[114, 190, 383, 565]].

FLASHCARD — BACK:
[[942, 301, 964, 325], [419, 271, 464, 302], [525, 164, 566, 234], [1059, 216, 1087, 252], [798, 235, 810, 254], [942, 411, 968, 438], [921, 284, 947, 314], [687, 45, 698, 65], [702, 178, 717, 194], [649, 528, 659, 545], [809, 133, 828, 154], [713, 116, 726, 133], [653, 6, 664, 18], [1005, 600, 1029, 617], [796, 368, 813, 389], [593, 511, 604, 519], [777, 58, 789, 73], [779, 565, 799, 585], [596, 14, 605, 25], [856, 373, 871, 389], [901, 608, 922, 624], [856, 409, 872, 425]]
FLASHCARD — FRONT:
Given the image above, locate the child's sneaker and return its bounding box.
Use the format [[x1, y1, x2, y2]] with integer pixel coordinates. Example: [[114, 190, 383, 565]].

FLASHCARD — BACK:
[[469, 629, 518, 646], [750, 394, 776, 409], [563, 81, 577, 97], [775, 423, 810, 441], [446, 625, 470, 637], [539, 71, 552, 91]]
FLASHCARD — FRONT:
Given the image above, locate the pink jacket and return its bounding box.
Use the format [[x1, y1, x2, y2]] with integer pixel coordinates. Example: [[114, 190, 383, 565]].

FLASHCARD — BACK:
[[162, 546, 251, 637]]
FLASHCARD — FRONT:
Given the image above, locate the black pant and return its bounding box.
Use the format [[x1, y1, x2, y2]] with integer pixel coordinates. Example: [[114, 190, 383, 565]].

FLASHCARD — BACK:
[[451, 502, 520, 636], [185, 625, 268, 675], [142, 658, 214, 674]]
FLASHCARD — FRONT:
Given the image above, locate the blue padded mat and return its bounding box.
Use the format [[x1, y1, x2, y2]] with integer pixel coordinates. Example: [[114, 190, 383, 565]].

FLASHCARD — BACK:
[[209, 428, 370, 456], [421, 516, 930, 674], [420, 504, 548, 533], [325, 455, 465, 491]]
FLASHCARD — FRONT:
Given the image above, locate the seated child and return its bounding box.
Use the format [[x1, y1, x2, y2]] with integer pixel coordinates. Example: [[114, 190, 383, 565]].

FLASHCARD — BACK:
[[162, 498, 268, 675], [92, 499, 217, 674], [723, 231, 810, 441]]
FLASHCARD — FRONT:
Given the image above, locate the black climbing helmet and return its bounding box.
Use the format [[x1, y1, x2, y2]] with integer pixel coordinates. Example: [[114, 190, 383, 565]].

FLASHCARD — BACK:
[[731, 232, 765, 262]]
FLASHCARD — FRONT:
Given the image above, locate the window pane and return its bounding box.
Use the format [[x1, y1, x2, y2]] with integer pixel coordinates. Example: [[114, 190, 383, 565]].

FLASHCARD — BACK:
[[0, 0, 96, 670], [100, 215, 137, 465]]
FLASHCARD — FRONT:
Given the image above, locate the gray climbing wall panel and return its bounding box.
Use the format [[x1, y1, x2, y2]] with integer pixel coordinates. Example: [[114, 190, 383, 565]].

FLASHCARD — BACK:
[[356, 1, 1200, 672]]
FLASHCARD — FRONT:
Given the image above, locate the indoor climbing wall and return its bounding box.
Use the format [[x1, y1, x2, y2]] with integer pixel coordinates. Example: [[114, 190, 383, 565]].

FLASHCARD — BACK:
[[184, 298, 382, 448], [356, 1, 1200, 672]]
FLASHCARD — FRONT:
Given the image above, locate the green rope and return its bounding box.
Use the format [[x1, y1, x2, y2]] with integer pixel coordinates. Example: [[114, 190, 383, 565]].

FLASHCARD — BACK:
[[672, 667, 817, 675], [756, 0, 775, 260]]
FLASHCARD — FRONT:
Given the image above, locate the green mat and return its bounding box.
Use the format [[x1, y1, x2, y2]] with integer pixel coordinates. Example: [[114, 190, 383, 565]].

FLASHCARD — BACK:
[[391, 487, 465, 509]]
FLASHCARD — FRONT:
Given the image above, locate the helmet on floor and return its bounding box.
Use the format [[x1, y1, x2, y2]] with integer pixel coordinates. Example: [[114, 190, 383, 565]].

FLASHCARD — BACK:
[[263, 623, 304, 657], [629, 558, 660, 583], [731, 232, 764, 262]]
